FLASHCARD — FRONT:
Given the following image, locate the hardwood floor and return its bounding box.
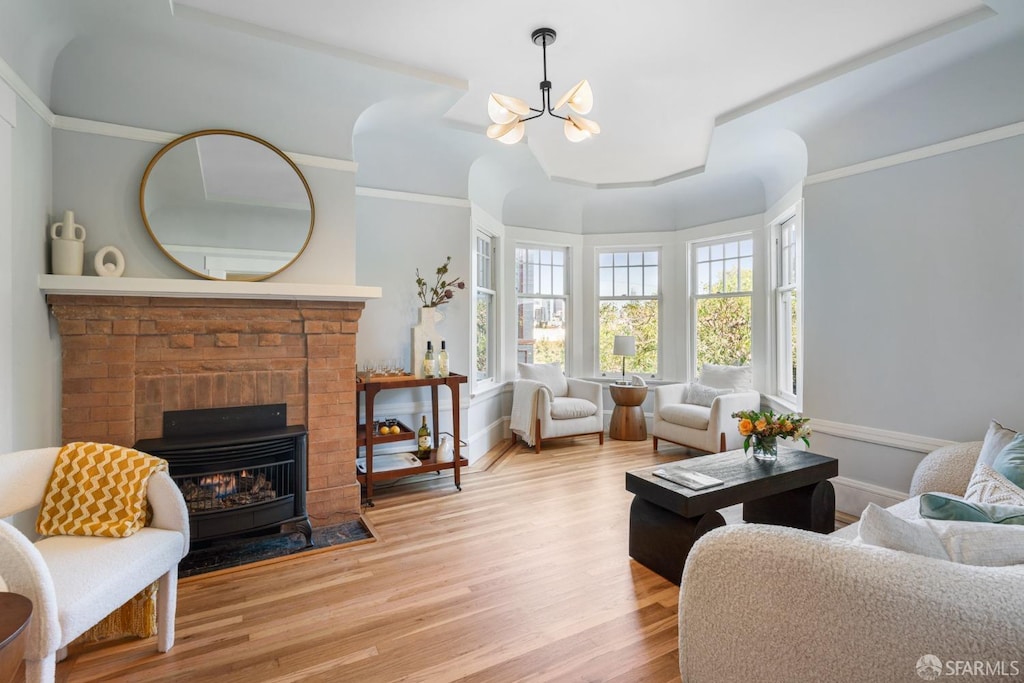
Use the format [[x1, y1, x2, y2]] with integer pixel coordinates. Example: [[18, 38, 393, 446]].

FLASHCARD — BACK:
[[58, 438, 849, 682]]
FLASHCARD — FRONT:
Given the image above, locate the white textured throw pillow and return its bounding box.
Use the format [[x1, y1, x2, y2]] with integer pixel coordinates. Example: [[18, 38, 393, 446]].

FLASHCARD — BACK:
[[518, 362, 569, 398], [698, 364, 752, 390], [857, 503, 948, 560], [685, 383, 735, 408], [858, 503, 1024, 566], [926, 519, 1024, 567], [965, 464, 1024, 506]]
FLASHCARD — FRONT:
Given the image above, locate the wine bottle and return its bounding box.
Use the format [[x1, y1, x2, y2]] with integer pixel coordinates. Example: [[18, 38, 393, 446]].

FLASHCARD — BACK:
[[438, 339, 449, 378], [423, 340, 435, 378], [417, 415, 431, 458]]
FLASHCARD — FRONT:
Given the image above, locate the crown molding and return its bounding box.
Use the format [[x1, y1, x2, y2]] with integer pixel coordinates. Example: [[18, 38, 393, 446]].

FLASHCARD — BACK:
[[51, 116, 358, 172], [355, 186, 469, 208], [0, 55, 55, 126], [170, 3, 467, 91], [716, 6, 996, 127], [805, 119, 1024, 186]]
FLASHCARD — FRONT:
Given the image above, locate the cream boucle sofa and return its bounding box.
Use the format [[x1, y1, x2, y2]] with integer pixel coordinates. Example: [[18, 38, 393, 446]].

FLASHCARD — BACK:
[[678, 441, 1024, 682], [0, 447, 190, 683]]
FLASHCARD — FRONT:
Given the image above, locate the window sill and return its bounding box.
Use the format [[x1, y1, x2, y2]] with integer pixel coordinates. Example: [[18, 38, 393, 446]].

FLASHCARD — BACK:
[[470, 380, 511, 401], [765, 394, 801, 414]]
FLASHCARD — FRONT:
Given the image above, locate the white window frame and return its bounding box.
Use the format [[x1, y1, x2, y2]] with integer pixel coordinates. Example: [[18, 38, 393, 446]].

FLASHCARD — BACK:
[[596, 248, 661, 377], [771, 206, 803, 408], [689, 233, 755, 377], [514, 244, 570, 369], [474, 230, 498, 387]]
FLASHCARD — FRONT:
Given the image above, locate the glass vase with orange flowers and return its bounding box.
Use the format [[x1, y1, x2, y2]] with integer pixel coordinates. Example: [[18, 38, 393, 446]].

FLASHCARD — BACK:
[[731, 409, 811, 461]]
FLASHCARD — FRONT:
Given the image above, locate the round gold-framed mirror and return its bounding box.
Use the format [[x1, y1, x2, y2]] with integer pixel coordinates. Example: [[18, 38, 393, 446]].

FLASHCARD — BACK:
[[139, 129, 315, 281]]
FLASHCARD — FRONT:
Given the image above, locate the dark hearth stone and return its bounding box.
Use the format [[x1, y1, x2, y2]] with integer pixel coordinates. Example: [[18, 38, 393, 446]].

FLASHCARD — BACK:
[[179, 519, 373, 578]]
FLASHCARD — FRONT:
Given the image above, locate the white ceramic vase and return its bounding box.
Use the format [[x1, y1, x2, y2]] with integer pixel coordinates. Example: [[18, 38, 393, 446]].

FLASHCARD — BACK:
[[50, 210, 86, 276], [411, 306, 442, 378]]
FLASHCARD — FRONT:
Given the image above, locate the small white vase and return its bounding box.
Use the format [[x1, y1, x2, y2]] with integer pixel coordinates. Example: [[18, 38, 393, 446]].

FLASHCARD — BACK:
[[50, 210, 87, 276], [411, 307, 442, 378]]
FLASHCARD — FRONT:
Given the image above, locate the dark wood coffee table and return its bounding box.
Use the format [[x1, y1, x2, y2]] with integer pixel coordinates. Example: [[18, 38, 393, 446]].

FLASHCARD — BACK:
[[625, 448, 838, 584]]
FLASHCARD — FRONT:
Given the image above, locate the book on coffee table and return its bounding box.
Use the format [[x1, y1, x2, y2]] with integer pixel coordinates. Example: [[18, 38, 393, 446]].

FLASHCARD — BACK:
[[652, 466, 723, 490]]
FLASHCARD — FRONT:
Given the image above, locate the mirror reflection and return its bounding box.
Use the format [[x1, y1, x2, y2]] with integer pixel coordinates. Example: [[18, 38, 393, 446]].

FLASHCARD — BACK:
[[140, 130, 314, 281]]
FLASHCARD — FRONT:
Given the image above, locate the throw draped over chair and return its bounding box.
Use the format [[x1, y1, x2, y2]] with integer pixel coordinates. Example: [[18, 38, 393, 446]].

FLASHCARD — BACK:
[[0, 447, 189, 683], [511, 363, 604, 453]]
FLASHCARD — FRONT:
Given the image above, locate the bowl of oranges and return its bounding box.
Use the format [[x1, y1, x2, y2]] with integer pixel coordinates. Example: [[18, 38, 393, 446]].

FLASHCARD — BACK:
[[376, 418, 402, 436]]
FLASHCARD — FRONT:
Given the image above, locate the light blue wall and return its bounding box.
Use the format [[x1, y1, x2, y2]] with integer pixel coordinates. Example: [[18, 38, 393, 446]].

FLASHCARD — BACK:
[[804, 134, 1024, 488], [11, 99, 59, 449]]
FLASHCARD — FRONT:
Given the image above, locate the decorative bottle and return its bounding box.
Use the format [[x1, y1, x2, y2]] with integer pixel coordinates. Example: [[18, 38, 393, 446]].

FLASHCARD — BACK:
[[438, 339, 449, 378], [423, 341, 435, 378], [417, 416, 431, 459]]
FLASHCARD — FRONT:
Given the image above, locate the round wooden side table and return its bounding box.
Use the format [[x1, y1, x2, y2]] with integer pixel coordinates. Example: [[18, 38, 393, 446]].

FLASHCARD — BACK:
[[609, 384, 649, 441], [0, 593, 32, 683]]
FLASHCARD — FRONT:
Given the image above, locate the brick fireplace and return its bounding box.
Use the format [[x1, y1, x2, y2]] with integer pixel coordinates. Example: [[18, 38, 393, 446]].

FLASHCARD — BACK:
[[45, 290, 368, 524]]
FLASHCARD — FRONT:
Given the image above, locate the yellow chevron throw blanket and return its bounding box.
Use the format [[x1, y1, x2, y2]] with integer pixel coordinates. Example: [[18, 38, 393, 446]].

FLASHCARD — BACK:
[[36, 442, 167, 538], [37, 442, 169, 642]]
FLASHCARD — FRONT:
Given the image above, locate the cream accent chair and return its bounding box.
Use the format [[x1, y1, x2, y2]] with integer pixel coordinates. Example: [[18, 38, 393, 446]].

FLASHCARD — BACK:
[[652, 365, 760, 453], [678, 441, 1024, 682], [513, 363, 604, 453], [0, 447, 190, 683]]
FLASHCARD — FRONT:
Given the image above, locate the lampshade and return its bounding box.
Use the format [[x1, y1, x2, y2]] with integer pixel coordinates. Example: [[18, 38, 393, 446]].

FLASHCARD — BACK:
[[613, 335, 636, 357], [554, 80, 594, 114], [487, 120, 526, 144], [565, 115, 601, 142], [488, 93, 530, 124]]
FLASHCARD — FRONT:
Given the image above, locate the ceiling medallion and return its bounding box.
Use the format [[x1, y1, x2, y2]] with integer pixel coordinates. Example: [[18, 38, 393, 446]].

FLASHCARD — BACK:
[[486, 28, 600, 145]]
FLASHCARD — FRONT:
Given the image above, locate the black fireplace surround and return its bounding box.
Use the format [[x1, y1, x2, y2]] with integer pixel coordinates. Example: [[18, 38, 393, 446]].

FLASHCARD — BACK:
[[136, 404, 311, 546]]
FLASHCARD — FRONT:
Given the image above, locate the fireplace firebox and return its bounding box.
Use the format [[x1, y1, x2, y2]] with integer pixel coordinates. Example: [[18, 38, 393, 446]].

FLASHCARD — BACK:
[[135, 404, 312, 545]]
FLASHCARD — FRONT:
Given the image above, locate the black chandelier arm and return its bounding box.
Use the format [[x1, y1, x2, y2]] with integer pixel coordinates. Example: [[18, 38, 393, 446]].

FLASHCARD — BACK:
[[520, 111, 545, 122]]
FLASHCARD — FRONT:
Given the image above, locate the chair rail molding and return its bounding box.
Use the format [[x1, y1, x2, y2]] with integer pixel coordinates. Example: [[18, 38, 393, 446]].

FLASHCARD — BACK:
[[810, 417, 954, 454]]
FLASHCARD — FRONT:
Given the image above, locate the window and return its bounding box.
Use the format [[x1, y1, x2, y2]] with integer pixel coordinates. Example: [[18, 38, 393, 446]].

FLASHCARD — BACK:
[[474, 232, 496, 383], [774, 214, 801, 403], [515, 246, 568, 367], [692, 236, 753, 374], [598, 250, 659, 376]]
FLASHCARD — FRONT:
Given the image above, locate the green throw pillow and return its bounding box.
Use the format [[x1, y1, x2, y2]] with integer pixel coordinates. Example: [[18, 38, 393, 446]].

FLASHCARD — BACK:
[[920, 493, 1024, 524], [992, 433, 1024, 489]]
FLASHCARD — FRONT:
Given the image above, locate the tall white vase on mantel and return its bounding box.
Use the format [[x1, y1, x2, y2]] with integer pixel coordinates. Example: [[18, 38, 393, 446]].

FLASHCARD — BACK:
[[412, 306, 442, 378]]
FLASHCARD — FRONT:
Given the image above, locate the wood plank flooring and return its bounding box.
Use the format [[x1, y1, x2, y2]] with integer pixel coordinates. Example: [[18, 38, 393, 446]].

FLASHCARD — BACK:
[[57, 438, 850, 683]]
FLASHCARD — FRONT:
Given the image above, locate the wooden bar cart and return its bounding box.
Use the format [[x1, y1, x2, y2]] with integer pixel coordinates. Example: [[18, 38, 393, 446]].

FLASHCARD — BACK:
[[356, 373, 468, 506]]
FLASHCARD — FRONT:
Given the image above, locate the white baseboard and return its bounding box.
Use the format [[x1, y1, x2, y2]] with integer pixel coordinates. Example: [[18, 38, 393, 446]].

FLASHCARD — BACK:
[[832, 475, 908, 517], [466, 417, 508, 463]]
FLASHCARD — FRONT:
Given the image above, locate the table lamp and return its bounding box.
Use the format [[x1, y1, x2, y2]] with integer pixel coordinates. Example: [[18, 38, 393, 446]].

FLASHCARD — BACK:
[[612, 335, 636, 380]]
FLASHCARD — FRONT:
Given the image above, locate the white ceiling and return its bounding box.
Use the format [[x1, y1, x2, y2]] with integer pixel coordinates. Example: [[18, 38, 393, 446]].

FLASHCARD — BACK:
[[174, 0, 990, 187]]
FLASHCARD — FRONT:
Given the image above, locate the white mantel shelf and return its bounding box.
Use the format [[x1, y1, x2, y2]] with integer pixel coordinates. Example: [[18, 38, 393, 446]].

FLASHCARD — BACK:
[[38, 275, 382, 302]]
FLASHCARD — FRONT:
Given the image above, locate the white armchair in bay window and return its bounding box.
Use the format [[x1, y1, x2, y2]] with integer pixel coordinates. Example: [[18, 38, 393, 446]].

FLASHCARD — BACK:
[[510, 363, 604, 453], [652, 365, 760, 453]]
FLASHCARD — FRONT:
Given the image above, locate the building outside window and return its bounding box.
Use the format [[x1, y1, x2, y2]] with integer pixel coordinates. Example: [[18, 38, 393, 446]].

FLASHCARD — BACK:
[[691, 235, 753, 375], [515, 245, 568, 367], [474, 231, 496, 383], [598, 250, 659, 376], [775, 213, 801, 404]]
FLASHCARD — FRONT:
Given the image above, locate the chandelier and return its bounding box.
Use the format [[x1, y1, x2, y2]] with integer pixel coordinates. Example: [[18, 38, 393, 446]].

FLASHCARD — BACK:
[[486, 28, 600, 145]]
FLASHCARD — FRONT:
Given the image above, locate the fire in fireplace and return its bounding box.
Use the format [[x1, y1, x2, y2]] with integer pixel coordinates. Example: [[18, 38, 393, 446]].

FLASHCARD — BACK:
[[182, 466, 278, 512], [135, 404, 311, 546]]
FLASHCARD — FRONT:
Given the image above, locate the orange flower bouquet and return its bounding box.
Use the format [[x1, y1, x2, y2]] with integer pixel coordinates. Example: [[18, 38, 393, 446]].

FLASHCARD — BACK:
[[731, 409, 810, 460]]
